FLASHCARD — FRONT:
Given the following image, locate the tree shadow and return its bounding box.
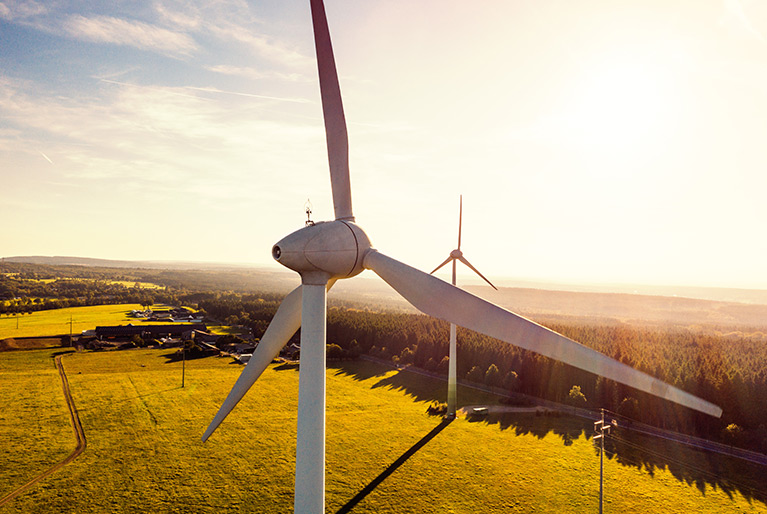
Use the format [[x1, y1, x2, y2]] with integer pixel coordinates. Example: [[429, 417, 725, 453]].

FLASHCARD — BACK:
[[274, 361, 299, 371], [160, 351, 217, 363], [332, 359, 767, 508], [601, 427, 767, 506], [51, 349, 77, 358], [328, 360, 391, 382], [485, 411, 588, 445], [331, 360, 447, 404], [336, 418, 453, 513]]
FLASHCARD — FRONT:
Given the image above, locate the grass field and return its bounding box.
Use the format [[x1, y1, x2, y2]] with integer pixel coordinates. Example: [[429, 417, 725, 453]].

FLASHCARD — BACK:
[[1, 348, 766, 513], [0, 350, 74, 496], [0, 304, 146, 340]]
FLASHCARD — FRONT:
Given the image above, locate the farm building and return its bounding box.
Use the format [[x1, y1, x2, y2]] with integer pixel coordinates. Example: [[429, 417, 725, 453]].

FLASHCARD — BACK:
[[94, 324, 208, 340]]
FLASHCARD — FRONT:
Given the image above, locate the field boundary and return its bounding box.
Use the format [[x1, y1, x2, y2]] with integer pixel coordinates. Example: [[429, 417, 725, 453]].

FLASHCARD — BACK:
[[0, 354, 87, 507]]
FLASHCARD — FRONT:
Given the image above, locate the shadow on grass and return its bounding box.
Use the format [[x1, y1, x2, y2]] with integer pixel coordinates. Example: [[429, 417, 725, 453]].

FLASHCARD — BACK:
[[160, 351, 218, 363], [51, 349, 77, 358], [331, 360, 446, 404], [336, 418, 453, 514], [332, 359, 767, 509], [482, 410, 588, 446], [600, 428, 767, 506], [329, 360, 393, 383]]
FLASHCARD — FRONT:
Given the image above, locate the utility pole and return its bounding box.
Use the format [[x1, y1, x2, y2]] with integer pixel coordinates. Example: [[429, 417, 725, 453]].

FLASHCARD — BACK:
[[181, 343, 186, 388], [593, 409, 614, 514], [69, 315, 73, 347]]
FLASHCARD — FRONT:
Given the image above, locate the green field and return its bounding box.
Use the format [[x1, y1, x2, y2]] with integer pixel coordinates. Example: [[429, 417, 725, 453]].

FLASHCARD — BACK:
[[1, 348, 766, 513], [0, 304, 146, 340], [0, 350, 75, 496]]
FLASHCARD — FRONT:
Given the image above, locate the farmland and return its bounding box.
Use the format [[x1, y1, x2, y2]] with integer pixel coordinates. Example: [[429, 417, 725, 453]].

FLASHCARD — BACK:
[[1, 348, 765, 513], [0, 304, 145, 340]]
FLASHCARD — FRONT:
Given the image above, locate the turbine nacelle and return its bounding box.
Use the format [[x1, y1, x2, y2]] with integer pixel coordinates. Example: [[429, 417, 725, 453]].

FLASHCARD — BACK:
[[272, 220, 371, 283]]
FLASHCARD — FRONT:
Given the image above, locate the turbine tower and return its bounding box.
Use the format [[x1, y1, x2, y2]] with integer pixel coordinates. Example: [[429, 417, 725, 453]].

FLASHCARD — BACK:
[[431, 195, 497, 418], [202, 2, 723, 513]]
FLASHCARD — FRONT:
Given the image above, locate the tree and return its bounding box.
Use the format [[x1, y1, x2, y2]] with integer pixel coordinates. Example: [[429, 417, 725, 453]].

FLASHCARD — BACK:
[[618, 397, 640, 419], [502, 370, 519, 392], [485, 364, 501, 387], [466, 366, 484, 384], [327, 343, 344, 360], [567, 385, 588, 407], [399, 347, 414, 365], [722, 423, 743, 447]]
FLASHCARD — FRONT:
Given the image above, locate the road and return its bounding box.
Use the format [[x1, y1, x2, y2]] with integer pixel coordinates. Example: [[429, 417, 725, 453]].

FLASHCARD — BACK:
[[0, 354, 87, 507]]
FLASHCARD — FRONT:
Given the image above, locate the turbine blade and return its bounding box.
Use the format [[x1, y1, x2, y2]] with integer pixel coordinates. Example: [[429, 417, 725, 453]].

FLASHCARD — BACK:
[[458, 255, 498, 290], [310, 0, 353, 221], [457, 194, 463, 250], [364, 250, 722, 418], [203, 281, 334, 441], [202, 285, 303, 442], [430, 255, 454, 275]]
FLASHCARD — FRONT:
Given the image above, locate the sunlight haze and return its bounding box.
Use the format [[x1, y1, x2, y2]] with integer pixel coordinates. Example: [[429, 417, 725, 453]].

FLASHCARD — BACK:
[[1, 0, 766, 289]]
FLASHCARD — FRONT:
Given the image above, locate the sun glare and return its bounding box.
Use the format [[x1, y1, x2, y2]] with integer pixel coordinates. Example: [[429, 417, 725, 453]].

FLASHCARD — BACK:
[[557, 52, 678, 153]]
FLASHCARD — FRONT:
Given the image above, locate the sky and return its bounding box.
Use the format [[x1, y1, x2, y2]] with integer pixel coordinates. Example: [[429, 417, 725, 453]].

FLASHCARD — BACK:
[[1, 0, 766, 290]]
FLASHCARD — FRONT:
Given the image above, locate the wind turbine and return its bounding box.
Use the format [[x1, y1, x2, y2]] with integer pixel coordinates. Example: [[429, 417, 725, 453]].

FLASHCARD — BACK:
[[431, 195, 497, 418], [202, 1, 723, 513]]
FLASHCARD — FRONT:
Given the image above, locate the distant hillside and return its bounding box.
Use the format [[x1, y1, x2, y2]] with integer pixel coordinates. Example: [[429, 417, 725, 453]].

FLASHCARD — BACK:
[[1, 255, 258, 270], [465, 286, 767, 330], [4, 255, 767, 330]]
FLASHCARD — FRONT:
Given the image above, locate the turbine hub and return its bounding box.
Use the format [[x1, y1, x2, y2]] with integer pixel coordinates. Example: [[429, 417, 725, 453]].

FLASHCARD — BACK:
[[450, 249, 463, 259], [272, 220, 371, 281]]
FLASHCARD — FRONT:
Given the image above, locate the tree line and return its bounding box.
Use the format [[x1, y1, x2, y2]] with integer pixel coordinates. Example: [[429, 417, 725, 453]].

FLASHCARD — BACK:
[[199, 294, 767, 454]]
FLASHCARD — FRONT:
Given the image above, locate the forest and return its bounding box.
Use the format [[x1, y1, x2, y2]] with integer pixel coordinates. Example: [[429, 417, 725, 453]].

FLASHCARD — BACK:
[[200, 294, 767, 455], [2, 260, 766, 453]]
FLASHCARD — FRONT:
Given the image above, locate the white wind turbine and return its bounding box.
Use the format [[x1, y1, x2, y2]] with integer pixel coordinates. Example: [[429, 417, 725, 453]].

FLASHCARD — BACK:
[[202, 1, 723, 513], [431, 195, 497, 418]]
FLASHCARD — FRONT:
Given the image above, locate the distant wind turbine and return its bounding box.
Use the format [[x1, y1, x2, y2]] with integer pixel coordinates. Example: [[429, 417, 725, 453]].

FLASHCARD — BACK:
[[431, 195, 497, 418], [202, 1, 723, 513]]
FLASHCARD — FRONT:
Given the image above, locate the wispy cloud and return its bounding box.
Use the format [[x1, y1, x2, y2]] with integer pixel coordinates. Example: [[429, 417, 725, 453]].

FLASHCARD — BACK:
[[0, 75, 324, 199], [206, 64, 308, 83], [0, 0, 47, 21], [63, 14, 198, 55], [208, 22, 311, 68], [153, 3, 202, 31], [185, 85, 309, 103]]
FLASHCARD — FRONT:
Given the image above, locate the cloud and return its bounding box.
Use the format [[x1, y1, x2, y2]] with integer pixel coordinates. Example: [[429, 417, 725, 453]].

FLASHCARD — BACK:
[[153, 3, 202, 31], [207, 22, 311, 68], [184, 85, 309, 103], [151, 2, 311, 69], [0, 75, 324, 200], [206, 64, 307, 83], [0, 0, 47, 21], [63, 14, 198, 55]]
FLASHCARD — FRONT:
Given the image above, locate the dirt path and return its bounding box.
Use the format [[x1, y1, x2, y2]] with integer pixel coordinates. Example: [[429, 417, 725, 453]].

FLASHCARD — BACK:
[[0, 354, 87, 507]]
